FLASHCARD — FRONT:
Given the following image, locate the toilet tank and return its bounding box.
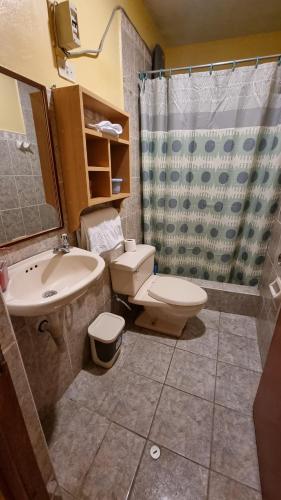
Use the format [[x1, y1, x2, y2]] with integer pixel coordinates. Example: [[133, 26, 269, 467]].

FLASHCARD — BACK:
[[110, 244, 155, 296]]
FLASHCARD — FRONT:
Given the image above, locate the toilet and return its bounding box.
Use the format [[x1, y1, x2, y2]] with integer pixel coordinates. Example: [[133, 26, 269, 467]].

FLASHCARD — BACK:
[[110, 244, 208, 337]]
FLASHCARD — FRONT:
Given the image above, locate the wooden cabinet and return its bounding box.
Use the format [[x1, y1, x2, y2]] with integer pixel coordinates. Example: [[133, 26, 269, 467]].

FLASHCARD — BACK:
[[53, 85, 130, 232]]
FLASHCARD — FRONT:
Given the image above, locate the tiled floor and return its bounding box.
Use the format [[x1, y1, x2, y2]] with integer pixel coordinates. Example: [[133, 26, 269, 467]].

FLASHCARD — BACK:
[[42, 310, 263, 500]]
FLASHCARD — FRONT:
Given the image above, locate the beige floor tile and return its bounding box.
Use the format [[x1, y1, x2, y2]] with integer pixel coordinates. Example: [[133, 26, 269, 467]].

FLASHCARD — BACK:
[[130, 441, 209, 500], [211, 405, 260, 490], [166, 349, 216, 401], [150, 386, 213, 467], [80, 423, 145, 500]]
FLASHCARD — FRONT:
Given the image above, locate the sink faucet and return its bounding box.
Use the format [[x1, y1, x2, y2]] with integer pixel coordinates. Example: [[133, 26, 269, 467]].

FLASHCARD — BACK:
[[53, 233, 70, 254]]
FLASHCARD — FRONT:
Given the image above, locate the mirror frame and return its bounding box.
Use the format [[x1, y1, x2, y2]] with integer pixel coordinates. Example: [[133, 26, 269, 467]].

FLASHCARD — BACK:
[[0, 65, 63, 247]]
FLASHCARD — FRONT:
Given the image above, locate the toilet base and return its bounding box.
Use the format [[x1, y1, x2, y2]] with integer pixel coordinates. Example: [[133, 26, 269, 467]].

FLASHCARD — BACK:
[[134, 310, 187, 337]]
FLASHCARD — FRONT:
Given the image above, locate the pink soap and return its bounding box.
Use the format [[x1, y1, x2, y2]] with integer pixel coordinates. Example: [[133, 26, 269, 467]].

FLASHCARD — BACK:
[[0, 262, 9, 292]]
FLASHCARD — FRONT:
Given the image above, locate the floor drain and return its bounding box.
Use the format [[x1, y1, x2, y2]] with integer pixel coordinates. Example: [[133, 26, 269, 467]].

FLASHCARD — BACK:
[[150, 445, 160, 460], [42, 290, 58, 298]]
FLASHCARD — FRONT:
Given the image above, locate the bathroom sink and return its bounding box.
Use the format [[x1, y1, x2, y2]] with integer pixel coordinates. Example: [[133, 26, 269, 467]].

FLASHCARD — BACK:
[[3, 247, 105, 317]]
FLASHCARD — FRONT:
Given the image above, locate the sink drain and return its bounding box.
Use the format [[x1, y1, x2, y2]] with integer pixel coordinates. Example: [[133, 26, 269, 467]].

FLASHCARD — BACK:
[[42, 290, 58, 298]]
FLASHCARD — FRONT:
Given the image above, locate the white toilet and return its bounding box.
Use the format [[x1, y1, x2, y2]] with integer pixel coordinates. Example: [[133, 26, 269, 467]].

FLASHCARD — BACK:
[[110, 244, 208, 337]]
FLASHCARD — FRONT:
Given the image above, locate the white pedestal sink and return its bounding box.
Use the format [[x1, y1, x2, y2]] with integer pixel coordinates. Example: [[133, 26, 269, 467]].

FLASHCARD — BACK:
[[3, 247, 105, 317]]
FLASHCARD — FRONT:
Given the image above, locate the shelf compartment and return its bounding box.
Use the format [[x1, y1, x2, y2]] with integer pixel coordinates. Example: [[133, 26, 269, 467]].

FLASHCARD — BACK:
[[88, 192, 130, 207], [110, 142, 130, 195], [88, 166, 109, 172], [82, 89, 129, 141], [86, 135, 110, 168], [88, 171, 111, 199], [85, 128, 129, 145]]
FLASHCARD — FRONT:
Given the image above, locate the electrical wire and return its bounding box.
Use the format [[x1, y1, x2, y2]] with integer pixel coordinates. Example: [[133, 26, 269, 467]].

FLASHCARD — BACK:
[[54, 4, 123, 59]]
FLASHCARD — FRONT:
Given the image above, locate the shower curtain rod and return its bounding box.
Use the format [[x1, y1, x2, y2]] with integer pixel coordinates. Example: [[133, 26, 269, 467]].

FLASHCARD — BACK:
[[139, 52, 281, 78]]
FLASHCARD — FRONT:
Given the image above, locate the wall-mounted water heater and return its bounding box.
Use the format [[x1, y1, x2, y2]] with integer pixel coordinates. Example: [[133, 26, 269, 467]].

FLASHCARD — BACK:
[[55, 1, 81, 50]]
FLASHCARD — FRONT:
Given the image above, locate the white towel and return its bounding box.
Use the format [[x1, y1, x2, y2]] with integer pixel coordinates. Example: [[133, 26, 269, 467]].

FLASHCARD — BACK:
[[80, 208, 124, 255], [86, 120, 123, 137]]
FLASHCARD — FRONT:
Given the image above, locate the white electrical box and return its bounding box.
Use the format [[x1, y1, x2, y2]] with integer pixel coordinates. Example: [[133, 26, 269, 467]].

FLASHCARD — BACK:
[[55, 1, 81, 50]]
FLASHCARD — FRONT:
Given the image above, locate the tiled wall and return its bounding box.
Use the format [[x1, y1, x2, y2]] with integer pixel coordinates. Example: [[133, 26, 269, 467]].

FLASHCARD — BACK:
[[256, 206, 281, 366], [188, 278, 260, 317], [0, 81, 59, 244], [11, 269, 112, 417], [119, 12, 151, 241]]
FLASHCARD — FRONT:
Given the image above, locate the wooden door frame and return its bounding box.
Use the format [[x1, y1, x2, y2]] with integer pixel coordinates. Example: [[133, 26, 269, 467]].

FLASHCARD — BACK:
[[254, 308, 281, 500]]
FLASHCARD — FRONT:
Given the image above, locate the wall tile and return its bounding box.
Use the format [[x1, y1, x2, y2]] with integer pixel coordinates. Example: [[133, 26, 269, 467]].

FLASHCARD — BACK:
[[0, 291, 15, 351], [0, 140, 12, 175], [0, 175, 19, 209], [25, 314, 74, 418], [22, 205, 42, 235], [2, 208, 25, 240], [64, 295, 92, 378], [34, 175, 46, 204], [0, 215, 6, 244], [8, 140, 32, 175], [15, 175, 37, 207], [257, 212, 281, 365], [3, 335, 54, 484], [14, 323, 44, 410], [39, 204, 60, 230], [29, 143, 41, 175]]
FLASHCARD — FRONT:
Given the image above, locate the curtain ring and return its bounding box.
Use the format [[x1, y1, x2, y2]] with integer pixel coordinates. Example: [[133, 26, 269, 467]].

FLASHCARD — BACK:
[[255, 57, 259, 69], [232, 61, 236, 72], [169, 67, 172, 78], [188, 66, 192, 77], [159, 69, 162, 80], [278, 55, 281, 66], [209, 63, 213, 75]]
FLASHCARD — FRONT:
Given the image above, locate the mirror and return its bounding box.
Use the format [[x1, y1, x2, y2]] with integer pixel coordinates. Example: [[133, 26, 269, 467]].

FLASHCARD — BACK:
[[0, 67, 62, 246]]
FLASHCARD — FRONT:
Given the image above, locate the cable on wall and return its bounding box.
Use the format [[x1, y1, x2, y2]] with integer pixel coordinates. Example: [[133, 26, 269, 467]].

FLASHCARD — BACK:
[[52, 3, 150, 59]]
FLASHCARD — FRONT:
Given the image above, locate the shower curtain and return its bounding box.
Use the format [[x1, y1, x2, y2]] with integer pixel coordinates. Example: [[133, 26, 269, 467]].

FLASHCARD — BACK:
[[140, 62, 281, 285]]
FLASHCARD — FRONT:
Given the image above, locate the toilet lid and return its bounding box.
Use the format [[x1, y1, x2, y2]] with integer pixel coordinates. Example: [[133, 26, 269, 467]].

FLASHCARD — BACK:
[[148, 276, 208, 306]]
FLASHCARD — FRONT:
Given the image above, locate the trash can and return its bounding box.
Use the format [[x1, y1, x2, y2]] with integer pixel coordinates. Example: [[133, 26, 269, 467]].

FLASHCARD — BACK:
[[88, 312, 125, 368]]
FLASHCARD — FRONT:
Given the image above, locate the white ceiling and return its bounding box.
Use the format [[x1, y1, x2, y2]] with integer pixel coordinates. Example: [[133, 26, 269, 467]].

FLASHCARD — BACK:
[[144, 0, 281, 45]]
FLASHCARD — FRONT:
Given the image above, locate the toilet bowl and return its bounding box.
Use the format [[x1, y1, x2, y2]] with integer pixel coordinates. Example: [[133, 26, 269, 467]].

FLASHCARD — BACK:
[[110, 244, 208, 337]]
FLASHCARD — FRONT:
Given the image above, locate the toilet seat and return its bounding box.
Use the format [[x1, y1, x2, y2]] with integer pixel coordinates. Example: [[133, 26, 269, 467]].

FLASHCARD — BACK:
[[128, 274, 208, 337], [128, 275, 207, 309], [148, 276, 207, 306]]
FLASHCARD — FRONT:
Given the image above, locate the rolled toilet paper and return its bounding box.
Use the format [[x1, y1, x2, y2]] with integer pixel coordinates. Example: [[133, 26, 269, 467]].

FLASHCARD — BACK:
[[125, 238, 136, 252]]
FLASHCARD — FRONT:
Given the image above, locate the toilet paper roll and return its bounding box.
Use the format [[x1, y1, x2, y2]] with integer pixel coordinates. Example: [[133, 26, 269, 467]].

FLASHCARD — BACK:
[[125, 239, 136, 252]]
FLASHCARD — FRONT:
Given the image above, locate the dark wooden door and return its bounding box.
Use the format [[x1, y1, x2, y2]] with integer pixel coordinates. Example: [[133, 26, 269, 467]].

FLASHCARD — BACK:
[[0, 350, 49, 500], [254, 309, 281, 500]]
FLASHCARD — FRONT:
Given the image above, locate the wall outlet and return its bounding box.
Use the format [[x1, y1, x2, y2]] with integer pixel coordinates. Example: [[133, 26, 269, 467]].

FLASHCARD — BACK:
[[57, 58, 76, 83]]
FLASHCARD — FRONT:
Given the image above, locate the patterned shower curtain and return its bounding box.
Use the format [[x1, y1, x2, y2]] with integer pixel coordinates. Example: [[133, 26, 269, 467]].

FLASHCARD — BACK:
[[140, 62, 281, 285]]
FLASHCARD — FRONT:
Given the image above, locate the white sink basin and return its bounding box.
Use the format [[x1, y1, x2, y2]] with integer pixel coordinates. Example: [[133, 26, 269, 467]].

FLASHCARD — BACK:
[[3, 247, 105, 317]]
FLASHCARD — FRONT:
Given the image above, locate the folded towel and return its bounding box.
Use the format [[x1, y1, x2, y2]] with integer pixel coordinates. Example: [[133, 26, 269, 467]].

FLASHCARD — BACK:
[[80, 208, 124, 255], [86, 120, 123, 137]]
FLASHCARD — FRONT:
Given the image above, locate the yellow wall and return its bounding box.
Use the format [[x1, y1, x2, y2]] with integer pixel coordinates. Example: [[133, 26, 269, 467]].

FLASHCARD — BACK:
[[166, 31, 281, 69], [0, 74, 25, 133], [2, 1, 280, 110], [0, 0, 164, 108]]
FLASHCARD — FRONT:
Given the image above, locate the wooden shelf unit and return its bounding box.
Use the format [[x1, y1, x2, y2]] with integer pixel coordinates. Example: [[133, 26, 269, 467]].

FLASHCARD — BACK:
[[53, 85, 131, 232]]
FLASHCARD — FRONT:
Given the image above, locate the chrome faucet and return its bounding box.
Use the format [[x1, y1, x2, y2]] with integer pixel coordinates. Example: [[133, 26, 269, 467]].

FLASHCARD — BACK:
[[53, 234, 70, 254]]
